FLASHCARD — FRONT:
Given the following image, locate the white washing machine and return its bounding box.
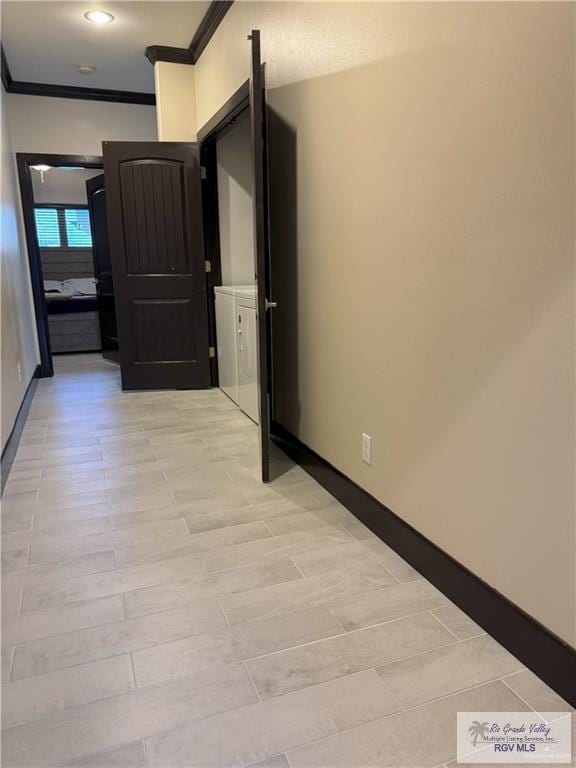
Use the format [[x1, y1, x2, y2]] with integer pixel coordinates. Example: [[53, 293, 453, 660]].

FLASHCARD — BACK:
[[214, 286, 240, 404], [214, 286, 258, 423], [236, 289, 259, 424]]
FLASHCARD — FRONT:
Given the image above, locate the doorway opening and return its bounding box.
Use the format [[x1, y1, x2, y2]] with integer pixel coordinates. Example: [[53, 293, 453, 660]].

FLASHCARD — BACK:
[[198, 30, 273, 481], [16, 153, 117, 377], [203, 98, 260, 424]]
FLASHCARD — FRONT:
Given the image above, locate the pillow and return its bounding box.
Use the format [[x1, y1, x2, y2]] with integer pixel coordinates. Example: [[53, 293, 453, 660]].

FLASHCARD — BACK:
[[43, 280, 65, 294], [62, 278, 97, 296]]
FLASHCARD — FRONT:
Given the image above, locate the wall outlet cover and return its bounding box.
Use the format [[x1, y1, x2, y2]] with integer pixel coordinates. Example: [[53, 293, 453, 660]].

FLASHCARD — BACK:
[[362, 433, 372, 465]]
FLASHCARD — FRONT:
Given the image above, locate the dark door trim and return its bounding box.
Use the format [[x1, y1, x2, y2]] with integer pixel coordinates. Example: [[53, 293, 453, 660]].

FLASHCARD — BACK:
[[200, 139, 223, 387], [197, 80, 250, 143], [16, 153, 103, 377]]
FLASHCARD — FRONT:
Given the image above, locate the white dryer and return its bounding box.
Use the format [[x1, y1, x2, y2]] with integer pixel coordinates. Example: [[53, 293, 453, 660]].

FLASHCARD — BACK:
[[214, 286, 240, 404], [214, 285, 258, 423], [235, 288, 259, 424]]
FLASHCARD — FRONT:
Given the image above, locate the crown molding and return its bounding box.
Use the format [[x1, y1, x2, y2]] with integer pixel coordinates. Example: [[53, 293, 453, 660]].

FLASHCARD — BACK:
[[145, 46, 194, 66], [147, 1, 234, 67], [189, 0, 233, 64], [1, 45, 155, 104]]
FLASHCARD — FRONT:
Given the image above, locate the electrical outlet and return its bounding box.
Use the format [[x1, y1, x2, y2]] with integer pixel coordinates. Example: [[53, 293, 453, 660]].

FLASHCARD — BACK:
[[17, 362, 23, 383], [362, 433, 372, 465]]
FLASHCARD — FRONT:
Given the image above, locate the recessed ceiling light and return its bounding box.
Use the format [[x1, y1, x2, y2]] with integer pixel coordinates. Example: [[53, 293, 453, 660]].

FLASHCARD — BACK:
[[31, 165, 51, 172], [84, 10, 115, 24], [77, 64, 96, 75]]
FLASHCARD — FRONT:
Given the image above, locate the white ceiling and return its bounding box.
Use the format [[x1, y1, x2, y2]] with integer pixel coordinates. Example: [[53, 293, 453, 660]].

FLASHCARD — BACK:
[[2, 1, 210, 93]]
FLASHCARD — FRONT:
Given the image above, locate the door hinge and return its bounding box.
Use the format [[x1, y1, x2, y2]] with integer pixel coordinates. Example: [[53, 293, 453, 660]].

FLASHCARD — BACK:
[[200, 166, 207, 180], [204, 260, 212, 273], [209, 346, 216, 358]]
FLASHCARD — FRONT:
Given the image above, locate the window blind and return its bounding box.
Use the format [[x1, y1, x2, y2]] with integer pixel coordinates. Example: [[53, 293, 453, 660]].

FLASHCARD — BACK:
[[65, 209, 92, 248], [34, 207, 93, 249], [34, 208, 61, 248]]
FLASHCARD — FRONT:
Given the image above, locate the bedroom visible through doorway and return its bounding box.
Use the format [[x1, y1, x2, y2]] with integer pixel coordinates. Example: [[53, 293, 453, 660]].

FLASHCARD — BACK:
[[17, 153, 117, 376]]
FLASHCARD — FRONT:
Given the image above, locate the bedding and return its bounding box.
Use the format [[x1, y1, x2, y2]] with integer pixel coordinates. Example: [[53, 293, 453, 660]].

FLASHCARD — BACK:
[[43, 278, 100, 352], [46, 296, 97, 314], [44, 278, 96, 300], [44, 280, 74, 299], [64, 278, 97, 296]]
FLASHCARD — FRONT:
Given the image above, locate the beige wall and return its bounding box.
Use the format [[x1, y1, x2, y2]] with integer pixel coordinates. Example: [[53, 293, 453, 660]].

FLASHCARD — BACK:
[[194, 2, 575, 645], [31, 167, 101, 205], [7, 94, 157, 154], [216, 116, 255, 286], [1, 87, 40, 451], [154, 62, 197, 141]]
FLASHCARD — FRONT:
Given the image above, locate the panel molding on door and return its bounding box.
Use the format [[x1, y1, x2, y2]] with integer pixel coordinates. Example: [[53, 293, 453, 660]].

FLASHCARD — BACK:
[[130, 298, 197, 363], [103, 142, 210, 391]]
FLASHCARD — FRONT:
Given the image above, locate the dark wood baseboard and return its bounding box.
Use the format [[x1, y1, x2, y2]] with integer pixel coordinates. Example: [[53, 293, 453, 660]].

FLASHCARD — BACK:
[[271, 420, 576, 708], [1, 366, 40, 493]]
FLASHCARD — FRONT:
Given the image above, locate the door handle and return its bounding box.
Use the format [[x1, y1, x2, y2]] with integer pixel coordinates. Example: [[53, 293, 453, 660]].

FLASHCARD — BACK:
[[237, 328, 243, 352], [265, 299, 277, 311]]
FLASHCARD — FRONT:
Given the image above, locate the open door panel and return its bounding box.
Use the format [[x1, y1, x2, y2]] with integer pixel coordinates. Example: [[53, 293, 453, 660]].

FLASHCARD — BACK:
[[249, 29, 275, 483], [103, 142, 211, 391]]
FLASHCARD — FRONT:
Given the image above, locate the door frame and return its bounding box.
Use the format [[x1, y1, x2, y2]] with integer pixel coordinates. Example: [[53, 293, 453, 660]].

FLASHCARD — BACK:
[[16, 153, 103, 377], [198, 80, 250, 387]]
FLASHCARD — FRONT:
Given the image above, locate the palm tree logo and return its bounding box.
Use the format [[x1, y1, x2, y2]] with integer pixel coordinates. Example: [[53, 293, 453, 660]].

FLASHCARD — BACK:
[[468, 721, 490, 747]]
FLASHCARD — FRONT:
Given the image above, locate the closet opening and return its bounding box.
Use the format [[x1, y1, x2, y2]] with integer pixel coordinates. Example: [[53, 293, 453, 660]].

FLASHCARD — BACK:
[[199, 82, 260, 423]]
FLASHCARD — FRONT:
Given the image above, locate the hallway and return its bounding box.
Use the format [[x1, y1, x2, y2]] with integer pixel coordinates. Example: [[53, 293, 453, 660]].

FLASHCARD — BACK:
[[1, 356, 572, 767]]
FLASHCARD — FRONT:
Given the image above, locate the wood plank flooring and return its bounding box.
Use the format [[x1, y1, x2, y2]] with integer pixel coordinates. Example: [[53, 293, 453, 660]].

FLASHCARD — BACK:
[[1, 354, 572, 767]]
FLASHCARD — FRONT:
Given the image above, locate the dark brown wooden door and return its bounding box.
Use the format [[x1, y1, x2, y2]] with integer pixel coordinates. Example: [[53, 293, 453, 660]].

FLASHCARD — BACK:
[[86, 174, 119, 363], [250, 31, 274, 482], [102, 142, 210, 390]]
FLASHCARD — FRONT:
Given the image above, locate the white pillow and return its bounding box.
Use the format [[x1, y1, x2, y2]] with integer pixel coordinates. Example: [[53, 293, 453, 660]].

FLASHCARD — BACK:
[[43, 280, 65, 294], [62, 278, 97, 296]]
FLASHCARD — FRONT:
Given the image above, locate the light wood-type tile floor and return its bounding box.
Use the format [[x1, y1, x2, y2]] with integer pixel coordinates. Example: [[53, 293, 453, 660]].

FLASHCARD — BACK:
[[1, 354, 572, 767]]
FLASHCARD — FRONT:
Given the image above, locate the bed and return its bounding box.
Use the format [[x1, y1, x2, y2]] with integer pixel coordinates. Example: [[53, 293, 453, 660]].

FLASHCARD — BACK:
[[42, 251, 102, 353]]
